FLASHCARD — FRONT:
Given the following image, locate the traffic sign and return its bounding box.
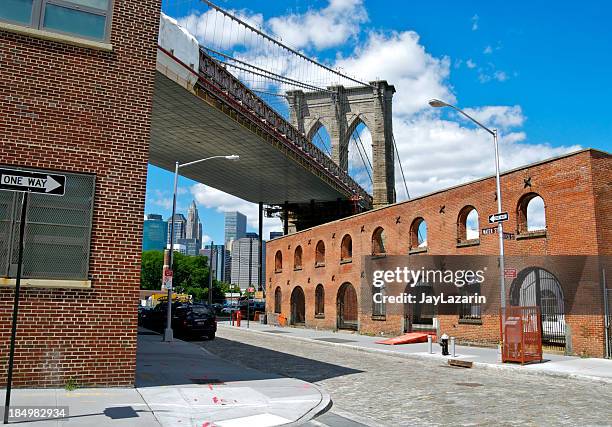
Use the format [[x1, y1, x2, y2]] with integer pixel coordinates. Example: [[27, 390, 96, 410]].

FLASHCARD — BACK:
[[0, 168, 66, 196], [247, 287, 255, 293], [162, 267, 173, 290], [488, 212, 509, 223], [482, 227, 497, 235]]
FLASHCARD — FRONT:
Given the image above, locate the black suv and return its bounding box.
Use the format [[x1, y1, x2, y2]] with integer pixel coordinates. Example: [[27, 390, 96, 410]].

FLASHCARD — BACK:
[[147, 302, 217, 340]]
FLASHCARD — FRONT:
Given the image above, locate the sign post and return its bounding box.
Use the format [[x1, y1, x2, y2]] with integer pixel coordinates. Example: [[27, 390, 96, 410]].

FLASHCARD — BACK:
[[0, 168, 66, 425]]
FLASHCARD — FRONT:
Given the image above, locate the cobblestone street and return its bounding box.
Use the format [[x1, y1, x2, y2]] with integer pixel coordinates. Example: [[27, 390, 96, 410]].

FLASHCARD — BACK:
[[197, 327, 612, 426]]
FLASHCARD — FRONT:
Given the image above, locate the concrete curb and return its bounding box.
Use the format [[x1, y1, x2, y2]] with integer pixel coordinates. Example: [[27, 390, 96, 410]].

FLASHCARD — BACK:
[[219, 324, 612, 385]]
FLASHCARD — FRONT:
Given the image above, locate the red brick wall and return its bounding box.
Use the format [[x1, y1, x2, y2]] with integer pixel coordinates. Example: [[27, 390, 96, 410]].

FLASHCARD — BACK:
[[266, 150, 611, 356], [0, 0, 161, 386]]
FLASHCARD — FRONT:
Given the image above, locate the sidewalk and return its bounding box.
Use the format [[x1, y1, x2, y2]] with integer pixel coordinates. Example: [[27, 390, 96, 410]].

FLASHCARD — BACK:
[[219, 321, 612, 384], [0, 329, 331, 426]]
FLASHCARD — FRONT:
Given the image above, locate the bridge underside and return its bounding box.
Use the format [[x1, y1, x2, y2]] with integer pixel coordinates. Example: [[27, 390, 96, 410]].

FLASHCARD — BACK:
[[150, 72, 352, 206]]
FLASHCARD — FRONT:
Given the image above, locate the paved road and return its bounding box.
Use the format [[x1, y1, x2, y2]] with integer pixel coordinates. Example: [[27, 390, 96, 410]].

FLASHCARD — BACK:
[[195, 327, 612, 426]]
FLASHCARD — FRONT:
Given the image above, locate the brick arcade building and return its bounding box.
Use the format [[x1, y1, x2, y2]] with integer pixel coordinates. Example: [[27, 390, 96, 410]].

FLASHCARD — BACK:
[[266, 149, 611, 357], [0, 1, 161, 386]]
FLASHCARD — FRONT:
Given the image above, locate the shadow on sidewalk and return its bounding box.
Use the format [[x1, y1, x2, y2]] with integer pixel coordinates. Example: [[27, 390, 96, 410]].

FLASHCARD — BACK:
[[195, 337, 363, 383]]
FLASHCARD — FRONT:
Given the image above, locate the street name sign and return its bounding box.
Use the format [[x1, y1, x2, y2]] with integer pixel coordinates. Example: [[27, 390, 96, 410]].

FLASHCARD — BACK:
[[0, 168, 66, 196], [482, 227, 497, 235], [488, 212, 509, 223]]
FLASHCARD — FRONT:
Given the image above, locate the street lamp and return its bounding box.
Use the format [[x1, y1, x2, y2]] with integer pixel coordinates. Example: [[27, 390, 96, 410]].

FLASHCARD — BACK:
[[428, 99, 507, 310], [164, 154, 240, 342]]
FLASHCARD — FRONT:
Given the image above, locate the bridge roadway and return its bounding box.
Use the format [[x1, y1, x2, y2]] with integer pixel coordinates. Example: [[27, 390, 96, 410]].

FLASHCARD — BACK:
[[150, 40, 371, 208]]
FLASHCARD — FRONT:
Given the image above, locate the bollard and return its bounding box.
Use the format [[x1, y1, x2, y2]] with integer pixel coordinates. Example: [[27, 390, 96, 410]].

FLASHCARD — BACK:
[[450, 337, 456, 357], [440, 333, 449, 356], [427, 335, 433, 354], [236, 309, 242, 327]]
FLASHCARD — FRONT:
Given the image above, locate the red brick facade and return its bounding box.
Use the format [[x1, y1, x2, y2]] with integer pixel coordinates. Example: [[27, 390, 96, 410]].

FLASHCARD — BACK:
[[0, 1, 161, 386], [266, 149, 611, 357]]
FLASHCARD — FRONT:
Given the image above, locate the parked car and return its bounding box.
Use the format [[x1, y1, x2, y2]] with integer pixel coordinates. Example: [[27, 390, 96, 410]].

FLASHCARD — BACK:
[[146, 302, 217, 339], [138, 306, 154, 327]]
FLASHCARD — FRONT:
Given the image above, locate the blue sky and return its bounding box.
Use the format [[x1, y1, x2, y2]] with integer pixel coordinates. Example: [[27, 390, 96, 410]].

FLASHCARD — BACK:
[[148, 0, 611, 245]]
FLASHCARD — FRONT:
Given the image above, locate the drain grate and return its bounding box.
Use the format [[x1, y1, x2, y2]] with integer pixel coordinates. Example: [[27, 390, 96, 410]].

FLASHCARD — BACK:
[[263, 330, 289, 333], [455, 382, 483, 387], [315, 338, 358, 343], [191, 378, 225, 385]]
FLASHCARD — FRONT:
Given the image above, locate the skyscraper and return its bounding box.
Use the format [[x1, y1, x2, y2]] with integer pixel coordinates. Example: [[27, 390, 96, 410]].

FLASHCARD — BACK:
[[224, 211, 246, 246], [167, 213, 187, 246], [201, 244, 226, 282], [143, 214, 167, 251], [186, 200, 200, 241], [230, 234, 265, 291]]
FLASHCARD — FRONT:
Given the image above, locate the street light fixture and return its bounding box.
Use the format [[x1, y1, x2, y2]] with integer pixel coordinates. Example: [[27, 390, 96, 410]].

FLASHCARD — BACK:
[[428, 99, 507, 310], [163, 154, 240, 342]]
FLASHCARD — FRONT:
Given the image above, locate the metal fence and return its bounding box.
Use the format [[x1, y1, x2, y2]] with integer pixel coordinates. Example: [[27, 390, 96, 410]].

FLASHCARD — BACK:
[[0, 168, 95, 280]]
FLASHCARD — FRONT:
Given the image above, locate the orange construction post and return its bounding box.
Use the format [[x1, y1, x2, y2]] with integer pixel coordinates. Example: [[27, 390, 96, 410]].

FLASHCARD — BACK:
[[236, 309, 242, 327]]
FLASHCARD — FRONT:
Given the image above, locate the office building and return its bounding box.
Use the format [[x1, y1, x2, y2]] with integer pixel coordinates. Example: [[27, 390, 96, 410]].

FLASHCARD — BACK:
[[230, 234, 265, 290], [143, 214, 167, 251], [167, 213, 187, 246], [201, 244, 226, 282], [269, 231, 283, 240], [224, 211, 246, 246]]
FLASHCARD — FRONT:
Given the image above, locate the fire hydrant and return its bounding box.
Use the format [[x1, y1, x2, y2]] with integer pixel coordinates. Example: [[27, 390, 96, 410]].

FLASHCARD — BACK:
[[235, 309, 242, 327], [440, 333, 449, 356]]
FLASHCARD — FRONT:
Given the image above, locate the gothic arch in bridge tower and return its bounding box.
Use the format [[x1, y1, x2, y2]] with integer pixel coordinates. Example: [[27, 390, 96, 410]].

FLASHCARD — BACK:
[[287, 81, 397, 208]]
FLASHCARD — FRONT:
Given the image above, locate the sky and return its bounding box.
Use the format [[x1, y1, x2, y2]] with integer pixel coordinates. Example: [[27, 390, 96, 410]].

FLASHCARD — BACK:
[[146, 0, 611, 246]]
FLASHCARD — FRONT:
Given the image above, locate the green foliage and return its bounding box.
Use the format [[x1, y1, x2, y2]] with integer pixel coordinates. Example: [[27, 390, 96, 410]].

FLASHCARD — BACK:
[[65, 377, 78, 391], [140, 250, 238, 303]]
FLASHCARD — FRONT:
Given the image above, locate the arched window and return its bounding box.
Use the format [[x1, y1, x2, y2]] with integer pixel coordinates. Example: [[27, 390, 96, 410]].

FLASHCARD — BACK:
[[274, 250, 283, 272], [410, 218, 427, 250], [517, 193, 546, 234], [457, 206, 479, 243], [294, 246, 303, 270], [274, 286, 282, 314], [372, 227, 386, 255], [315, 240, 326, 266], [340, 234, 352, 262], [315, 284, 325, 317], [459, 280, 482, 322]]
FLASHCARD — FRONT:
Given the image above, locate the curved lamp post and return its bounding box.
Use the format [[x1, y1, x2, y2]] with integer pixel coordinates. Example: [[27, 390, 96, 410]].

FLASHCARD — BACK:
[[164, 154, 240, 342], [428, 99, 506, 310]]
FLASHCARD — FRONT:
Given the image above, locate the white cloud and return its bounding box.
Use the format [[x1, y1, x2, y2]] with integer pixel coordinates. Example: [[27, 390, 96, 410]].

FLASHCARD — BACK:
[[462, 105, 525, 130], [190, 184, 282, 239], [466, 59, 476, 69], [483, 45, 493, 54], [268, 0, 367, 50], [471, 14, 479, 31], [335, 31, 454, 116], [201, 234, 212, 246]]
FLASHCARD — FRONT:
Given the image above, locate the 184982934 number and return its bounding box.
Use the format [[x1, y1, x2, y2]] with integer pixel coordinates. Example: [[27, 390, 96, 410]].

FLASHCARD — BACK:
[[3, 406, 69, 421]]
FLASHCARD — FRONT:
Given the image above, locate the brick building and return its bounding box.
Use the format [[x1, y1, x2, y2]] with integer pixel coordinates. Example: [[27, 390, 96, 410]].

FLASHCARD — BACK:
[[0, 1, 161, 386], [266, 149, 611, 357]]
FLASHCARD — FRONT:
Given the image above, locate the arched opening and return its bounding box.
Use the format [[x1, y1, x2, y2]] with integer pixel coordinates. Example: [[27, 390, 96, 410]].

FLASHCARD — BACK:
[[337, 282, 358, 330], [290, 286, 306, 325], [372, 227, 386, 255], [274, 250, 283, 272], [340, 234, 352, 262], [309, 122, 332, 158], [274, 286, 282, 314], [511, 267, 565, 348], [346, 120, 373, 193], [405, 281, 436, 332], [457, 206, 479, 243], [517, 193, 546, 233], [315, 240, 326, 266], [410, 218, 427, 250], [294, 245, 303, 270], [315, 284, 325, 317]]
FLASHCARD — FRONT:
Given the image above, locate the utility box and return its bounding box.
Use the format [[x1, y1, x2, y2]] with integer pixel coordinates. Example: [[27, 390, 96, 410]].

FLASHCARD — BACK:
[[500, 306, 543, 364]]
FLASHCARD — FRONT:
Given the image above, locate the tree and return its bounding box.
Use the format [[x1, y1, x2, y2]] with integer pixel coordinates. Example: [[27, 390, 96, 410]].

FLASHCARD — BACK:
[[141, 250, 164, 290]]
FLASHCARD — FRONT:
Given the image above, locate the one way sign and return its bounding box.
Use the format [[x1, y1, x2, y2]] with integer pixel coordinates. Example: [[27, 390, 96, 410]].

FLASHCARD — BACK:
[[488, 212, 509, 223], [0, 168, 66, 196]]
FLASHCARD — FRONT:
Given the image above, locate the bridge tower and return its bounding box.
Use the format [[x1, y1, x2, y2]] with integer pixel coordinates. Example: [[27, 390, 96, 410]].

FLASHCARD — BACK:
[[287, 81, 396, 208]]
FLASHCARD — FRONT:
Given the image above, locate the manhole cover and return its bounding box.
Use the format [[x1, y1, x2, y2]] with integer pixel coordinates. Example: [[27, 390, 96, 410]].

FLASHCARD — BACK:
[[455, 382, 483, 387], [191, 378, 225, 385], [263, 330, 289, 333], [138, 331, 159, 335], [314, 338, 357, 343]]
